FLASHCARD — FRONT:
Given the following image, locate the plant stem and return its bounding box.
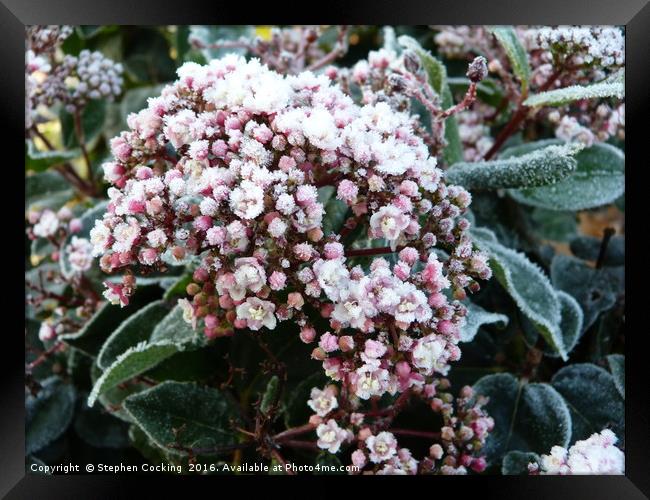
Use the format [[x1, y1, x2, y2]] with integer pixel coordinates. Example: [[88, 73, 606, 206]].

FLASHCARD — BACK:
[[388, 428, 441, 440], [273, 423, 316, 442], [596, 227, 616, 269]]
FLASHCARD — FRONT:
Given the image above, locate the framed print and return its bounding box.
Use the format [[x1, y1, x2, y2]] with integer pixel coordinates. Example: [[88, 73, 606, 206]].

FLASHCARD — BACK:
[[3, 0, 646, 497]]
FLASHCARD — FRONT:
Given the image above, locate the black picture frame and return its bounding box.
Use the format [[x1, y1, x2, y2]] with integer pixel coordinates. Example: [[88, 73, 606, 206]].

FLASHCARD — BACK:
[[6, 2, 645, 497]]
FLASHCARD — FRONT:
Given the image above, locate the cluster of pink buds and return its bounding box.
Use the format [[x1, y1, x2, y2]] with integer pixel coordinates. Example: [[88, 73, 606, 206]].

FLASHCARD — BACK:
[[90, 54, 490, 348], [303, 379, 493, 474], [27, 206, 88, 268]]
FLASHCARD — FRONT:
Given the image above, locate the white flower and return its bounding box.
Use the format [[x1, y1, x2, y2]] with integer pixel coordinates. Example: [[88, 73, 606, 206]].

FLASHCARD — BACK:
[[411, 335, 447, 376], [67, 236, 94, 272], [89, 220, 112, 256], [302, 107, 342, 150], [33, 210, 59, 238], [354, 362, 389, 400], [146, 229, 167, 247], [307, 386, 338, 417], [366, 431, 398, 463], [316, 419, 348, 454], [229, 180, 265, 219], [313, 258, 350, 302], [235, 297, 276, 331], [369, 205, 410, 250], [112, 219, 141, 253]]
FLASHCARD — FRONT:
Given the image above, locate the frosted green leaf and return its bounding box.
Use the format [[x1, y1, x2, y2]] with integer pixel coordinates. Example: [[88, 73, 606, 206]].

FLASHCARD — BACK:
[[508, 141, 625, 211], [524, 73, 624, 107], [321, 196, 349, 236], [73, 399, 130, 449], [97, 300, 170, 370], [397, 35, 463, 165], [446, 143, 580, 191], [150, 303, 201, 344], [473, 373, 571, 464], [459, 301, 508, 342], [551, 363, 624, 444], [26, 171, 73, 211], [606, 354, 625, 399], [488, 26, 531, 92], [550, 254, 619, 330], [60, 284, 162, 356], [90, 361, 147, 423], [502, 451, 540, 475], [123, 381, 242, 454], [522, 290, 584, 358], [88, 341, 186, 407], [26, 142, 80, 173], [26, 377, 76, 455], [60, 201, 109, 279], [472, 229, 567, 360]]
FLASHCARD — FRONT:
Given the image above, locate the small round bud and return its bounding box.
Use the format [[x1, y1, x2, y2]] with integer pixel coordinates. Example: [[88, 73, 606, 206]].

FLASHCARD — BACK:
[[466, 56, 488, 83]]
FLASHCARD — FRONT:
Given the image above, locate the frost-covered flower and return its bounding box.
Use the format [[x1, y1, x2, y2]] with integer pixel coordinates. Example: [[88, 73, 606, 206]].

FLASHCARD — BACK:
[[316, 419, 349, 454], [532, 429, 624, 475], [33, 209, 59, 238], [235, 297, 277, 331], [369, 205, 410, 250], [67, 236, 93, 273], [307, 386, 338, 417]]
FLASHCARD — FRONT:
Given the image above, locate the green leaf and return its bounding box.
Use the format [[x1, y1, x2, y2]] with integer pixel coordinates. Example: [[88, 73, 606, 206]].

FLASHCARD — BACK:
[[321, 196, 350, 236], [502, 451, 540, 475], [26, 377, 76, 455], [162, 274, 193, 301], [607, 354, 625, 399], [74, 398, 130, 448], [473, 373, 571, 464], [509, 142, 625, 211], [446, 143, 580, 190], [524, 75, 624, 107], [26, 142, 80, 173], [550, 254, 620, 330], [488, 26, 531, 92], [60, 99, 107, 149], [522, 290, 584, 359], [26, 171, 73, 211], [397, 35, 463, 165], [60, 284, 163, 356], [90, 361, 147, 423], [88, 341, 185, 407], [260, 375, 280, 416], [472, 229, 567, 360], [123, 381, 242, 454], [459, 301, 508, 342], [123, 28, 177, 83], [97, 300, 170, 370], [551, 363, 624, 444], [149, 303, 200, 344], [60, 201, 109, 279]]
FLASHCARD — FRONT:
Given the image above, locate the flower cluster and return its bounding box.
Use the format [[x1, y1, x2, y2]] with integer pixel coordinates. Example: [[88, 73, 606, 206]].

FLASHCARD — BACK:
[[304, 380, 493, 475], [529, 429, 624, 475], [26, 26, 123, 127]]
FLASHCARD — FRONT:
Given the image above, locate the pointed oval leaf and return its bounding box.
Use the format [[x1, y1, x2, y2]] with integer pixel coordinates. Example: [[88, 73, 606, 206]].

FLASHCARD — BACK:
[[446, 143, 580, 190], [472, 230, 567, 360], [509, 142, 625, 211], [26, 377, 76, 455], [459, 300, 508, 343], [97, 300, 170, 370], [551, 363, 624, 444], [607, 354, 625, 399], [123, 381, 242, 454], [473, 373, 571, 464], [489, 26, 531, 92]]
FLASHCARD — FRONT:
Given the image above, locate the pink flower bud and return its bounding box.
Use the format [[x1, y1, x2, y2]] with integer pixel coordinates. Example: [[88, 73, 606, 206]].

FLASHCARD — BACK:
[[319, 332, 339, 353], [311, 347, 327, 361], [68, 218, 82, 233], [470, 457, 487, 473], [395, 361, 411, 378], [338, 335, 355, 352], [287, 291, 304, 309], [351, 450, 367, 468], [300, 326, 317, 343]]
